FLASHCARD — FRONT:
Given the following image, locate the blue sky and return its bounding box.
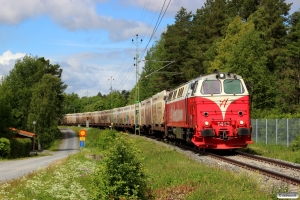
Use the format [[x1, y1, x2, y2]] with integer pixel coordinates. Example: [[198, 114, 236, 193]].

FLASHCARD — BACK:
[[0, 0, 299, 97]]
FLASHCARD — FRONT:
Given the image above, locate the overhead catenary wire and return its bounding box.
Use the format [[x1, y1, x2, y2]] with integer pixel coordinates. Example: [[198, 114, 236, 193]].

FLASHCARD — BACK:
[[113, 1, 149, 92], [114, 0, 172, 93], [139, 0, 172, 59], [115, 0, 163, 92]]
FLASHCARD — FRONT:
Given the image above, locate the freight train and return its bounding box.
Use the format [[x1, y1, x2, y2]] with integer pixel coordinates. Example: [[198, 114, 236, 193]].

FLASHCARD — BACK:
[[62, 71, 253, 150]]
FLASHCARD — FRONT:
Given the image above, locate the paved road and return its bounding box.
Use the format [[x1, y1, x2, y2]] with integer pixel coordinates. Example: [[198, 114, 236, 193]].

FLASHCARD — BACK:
[[0, 129, 79, 182]]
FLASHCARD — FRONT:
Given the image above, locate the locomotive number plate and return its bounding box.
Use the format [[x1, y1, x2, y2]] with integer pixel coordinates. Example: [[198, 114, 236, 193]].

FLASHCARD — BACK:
[[217, 122, 230, 126]]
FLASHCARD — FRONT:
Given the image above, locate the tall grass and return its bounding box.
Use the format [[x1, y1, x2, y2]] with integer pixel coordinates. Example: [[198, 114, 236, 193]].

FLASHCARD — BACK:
[[132, 137, 286, 199], [0, 152, 97, 200], [239, 142, 300, 163], [0, 127, 295, 199]]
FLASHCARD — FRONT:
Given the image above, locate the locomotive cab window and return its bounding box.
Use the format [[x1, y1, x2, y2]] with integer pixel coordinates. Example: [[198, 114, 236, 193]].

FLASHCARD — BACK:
[[201, 80, 221, 94], [223, 79, 245, 94]]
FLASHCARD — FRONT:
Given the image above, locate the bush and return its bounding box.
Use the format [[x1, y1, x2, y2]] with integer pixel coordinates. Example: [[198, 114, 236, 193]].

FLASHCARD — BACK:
[[10, 138, 32, 158], [90, 134, 151, 200], [0, 137, 10, 158], [96, 129, 118, 151], [40, 127, 62, 149], [290, 135, 300, 152]]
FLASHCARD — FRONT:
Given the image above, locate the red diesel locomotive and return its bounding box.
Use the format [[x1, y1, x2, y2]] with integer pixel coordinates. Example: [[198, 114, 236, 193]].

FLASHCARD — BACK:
[[62, 71, 253, 150], [165, 72, 253, 149]]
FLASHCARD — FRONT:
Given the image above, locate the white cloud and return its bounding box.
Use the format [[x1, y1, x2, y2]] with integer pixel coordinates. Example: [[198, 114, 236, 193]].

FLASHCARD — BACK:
[[0, 50, 25, 65], [0, 0, 153, 41], [0, 50, 26, 75], [0, 0, 44, 24], [60, 51, 135, 97]]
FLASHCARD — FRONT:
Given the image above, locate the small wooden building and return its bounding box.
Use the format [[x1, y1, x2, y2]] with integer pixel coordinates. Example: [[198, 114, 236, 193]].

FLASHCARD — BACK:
[[10, 128, 36, 151]]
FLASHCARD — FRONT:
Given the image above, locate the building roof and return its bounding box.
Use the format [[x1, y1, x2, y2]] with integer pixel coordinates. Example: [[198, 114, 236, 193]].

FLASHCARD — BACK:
[[10, 128, 36, 138]]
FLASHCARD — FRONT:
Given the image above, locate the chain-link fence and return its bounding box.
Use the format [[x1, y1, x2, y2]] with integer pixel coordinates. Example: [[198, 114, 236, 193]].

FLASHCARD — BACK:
[[251, 119, 300, 146]]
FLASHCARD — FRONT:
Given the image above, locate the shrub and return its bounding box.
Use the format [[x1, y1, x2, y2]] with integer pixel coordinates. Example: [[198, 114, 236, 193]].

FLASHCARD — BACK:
[[90, 134, 151, 200], [96, 129, 118, 151], [40, 127, 61, 149], [290, 135, 300, 152], [10, 138, 32, 158], [0, 137, 10, 158]]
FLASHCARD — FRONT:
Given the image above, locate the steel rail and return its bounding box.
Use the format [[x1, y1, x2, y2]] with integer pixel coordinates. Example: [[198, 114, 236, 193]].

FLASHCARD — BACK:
[[237, 151, 300, 171], [206, 152, 300, 185], [144, 135, 300, 185]]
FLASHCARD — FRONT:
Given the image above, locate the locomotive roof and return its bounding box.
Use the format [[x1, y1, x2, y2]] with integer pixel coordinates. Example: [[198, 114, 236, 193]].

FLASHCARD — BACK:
[[170, 72, 242, 90], [199, 72, 242, 80]]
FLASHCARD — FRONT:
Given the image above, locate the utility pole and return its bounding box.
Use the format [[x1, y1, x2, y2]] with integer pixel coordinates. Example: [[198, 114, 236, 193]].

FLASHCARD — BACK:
[[85, 91, 89, 111], [108, 76, 114, 130], [132, 34, 142, 135], [33, 121, 36, 151]]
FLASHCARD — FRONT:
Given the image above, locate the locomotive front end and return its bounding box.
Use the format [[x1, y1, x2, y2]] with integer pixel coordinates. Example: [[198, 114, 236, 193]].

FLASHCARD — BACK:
[[191, 72, 253, 149]]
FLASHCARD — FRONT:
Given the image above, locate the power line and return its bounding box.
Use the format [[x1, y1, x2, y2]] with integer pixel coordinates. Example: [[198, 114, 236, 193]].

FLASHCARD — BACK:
[[140, 0, 172, 59], [114, 0, 172, 93]]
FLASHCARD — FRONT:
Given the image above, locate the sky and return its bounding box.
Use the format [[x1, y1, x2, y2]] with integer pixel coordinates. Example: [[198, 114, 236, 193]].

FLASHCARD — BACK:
[[0, 0, 299, 98]]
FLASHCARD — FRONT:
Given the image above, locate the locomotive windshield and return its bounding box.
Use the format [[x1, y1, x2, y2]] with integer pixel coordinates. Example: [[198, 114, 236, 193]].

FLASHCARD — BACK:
[[200, 79, 245, 94], [224, 79, 245, 94], [201, 80, 221, 94]]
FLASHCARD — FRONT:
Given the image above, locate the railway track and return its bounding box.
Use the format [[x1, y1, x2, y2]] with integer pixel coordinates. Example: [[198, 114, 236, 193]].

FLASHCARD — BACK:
[[145, 135, 300, 186], [206, 151, 300, 185]]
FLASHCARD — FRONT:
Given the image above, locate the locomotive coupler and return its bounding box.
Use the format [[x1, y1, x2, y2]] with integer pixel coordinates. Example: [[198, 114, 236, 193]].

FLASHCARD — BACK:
[[222, 131, 228, 140]]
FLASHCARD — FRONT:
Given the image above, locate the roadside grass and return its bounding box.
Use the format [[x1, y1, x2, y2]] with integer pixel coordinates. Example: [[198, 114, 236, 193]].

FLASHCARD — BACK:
[[132, 136, 282, 199], [47, 139, 62, 151], [0, 127, 290, 199], [239, 142, 300, 163], [0, 151, 97, 200]]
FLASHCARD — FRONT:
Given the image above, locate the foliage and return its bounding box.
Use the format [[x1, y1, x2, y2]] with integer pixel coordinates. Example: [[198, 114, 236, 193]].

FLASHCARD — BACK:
[[93, 129, 118, 151], [163, 7, 193, 89], [9, 138, 32, 158], [90, 134, 151, 200], [2, 55, 67, 149], [0, 80, 14, 135], [0, 138, 10, 158], [290, 135, 300, 152], [28, 74, 64, 149], [63, 90, 130, 114], [139, 37, 169, 101], [38, 127, 61, 149]]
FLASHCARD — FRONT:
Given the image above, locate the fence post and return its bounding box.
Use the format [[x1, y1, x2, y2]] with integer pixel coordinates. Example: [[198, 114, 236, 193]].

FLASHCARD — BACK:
[[266, 119, 268, 144], [276, 119, 278, 145], [287, 118, 289, 147], [256, 119, 258, 143]]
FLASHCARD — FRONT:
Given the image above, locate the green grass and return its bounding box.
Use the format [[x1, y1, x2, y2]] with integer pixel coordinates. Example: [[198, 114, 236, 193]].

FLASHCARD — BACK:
[[132, 137, 285, 199], [47, 139, 62, 151], [239, 142, 300, 163], [0, 127, 296, 199], [0, 152, 98, 200]]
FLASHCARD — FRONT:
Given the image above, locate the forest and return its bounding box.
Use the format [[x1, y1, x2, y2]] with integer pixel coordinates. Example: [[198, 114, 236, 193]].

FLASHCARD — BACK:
[[0, 0, 299, 149]]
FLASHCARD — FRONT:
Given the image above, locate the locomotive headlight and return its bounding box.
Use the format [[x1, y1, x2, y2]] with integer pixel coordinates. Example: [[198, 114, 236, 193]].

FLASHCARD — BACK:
[[219, 73, 225, 79], [239, 120, 244, 125], [204, 121, 210, 127]]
